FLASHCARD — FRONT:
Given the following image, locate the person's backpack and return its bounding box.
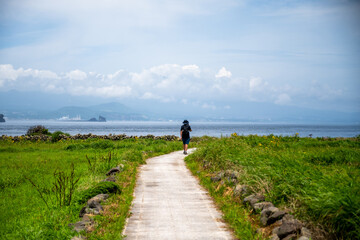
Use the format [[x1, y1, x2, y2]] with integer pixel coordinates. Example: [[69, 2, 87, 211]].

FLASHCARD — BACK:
[[183, 124, 190, 135]]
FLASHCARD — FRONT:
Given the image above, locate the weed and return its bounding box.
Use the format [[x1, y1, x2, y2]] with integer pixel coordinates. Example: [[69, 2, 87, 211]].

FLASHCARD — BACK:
[[53, 163, 81, 207]]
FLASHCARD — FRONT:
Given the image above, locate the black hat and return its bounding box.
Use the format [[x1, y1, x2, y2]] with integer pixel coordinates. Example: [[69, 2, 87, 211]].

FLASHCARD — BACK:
[[183, 120, 189, 124]]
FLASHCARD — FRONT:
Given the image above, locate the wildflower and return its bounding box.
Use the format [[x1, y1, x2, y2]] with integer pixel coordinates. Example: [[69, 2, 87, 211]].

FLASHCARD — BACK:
[[258, 143, 262, 147]]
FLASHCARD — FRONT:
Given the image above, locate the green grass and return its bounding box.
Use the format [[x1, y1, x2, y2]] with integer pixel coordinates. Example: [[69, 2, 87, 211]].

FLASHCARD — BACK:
[[2, 135, 359, 239], [0, 137, 183, 240], [186, 134, 360, 239]]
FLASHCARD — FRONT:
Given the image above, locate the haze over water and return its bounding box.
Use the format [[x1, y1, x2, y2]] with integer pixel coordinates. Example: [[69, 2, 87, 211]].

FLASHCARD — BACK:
[[1, 120, 359, 138]]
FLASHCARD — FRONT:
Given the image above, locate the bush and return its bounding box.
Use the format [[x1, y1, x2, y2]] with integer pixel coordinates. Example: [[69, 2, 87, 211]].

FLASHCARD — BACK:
[[77, 181, 120, 204], [51, 131, 70, 142], [26, 125, 50, 136]]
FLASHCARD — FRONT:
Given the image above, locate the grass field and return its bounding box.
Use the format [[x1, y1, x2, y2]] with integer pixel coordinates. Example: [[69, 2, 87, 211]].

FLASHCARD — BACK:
[[0, 137, 182, 239], [186, 134, 360, 239], [1, 134, 359, 239]]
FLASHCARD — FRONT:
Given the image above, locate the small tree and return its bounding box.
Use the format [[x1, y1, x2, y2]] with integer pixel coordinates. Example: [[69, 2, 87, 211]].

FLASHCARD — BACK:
[[26, 125, 50, 136]]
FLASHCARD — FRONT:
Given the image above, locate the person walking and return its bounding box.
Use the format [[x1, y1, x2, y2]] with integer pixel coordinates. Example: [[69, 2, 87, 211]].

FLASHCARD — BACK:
[[180, 120, 192, 155]]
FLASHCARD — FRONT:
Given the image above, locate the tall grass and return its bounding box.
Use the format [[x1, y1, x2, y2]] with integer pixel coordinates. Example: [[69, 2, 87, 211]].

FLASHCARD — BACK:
[[187, 135, 360, 239], [0, 137, 182, 239]]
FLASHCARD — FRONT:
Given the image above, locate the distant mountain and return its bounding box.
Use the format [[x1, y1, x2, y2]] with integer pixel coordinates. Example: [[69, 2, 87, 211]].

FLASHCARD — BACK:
[[0, 90, 359, 123]]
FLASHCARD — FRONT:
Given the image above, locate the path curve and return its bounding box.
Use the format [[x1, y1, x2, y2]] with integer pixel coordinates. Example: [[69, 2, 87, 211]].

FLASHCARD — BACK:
[[123, 149, 235, 240]]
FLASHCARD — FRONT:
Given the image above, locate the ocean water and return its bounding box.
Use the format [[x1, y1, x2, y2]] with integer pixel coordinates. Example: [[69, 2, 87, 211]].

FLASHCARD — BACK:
[[0, 120, 359, 138]]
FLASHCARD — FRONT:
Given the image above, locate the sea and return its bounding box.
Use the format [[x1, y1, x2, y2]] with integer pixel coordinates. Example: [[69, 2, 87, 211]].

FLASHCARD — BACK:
[[0, 120, 359, 138]]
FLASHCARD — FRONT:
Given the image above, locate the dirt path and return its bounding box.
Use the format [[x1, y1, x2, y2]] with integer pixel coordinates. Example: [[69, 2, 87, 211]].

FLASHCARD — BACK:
[[123, 149, 235, 240]]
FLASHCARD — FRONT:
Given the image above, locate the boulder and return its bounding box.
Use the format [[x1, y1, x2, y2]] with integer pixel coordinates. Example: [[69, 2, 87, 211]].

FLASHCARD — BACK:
[[244, 194, 265, 208], [272, 227, 280, 235], [101, 176, 116, 182], [71, 220, 92, 232], [300, 227, 312, 239], [253, 201, 274, 212], [106, 166, 123, 176], [260, 207, 279, 226], [277, 215, 303, 239], [267, 211, 286, 225], [87, 194, 109, 205], [270, 234, 280, 240], [297, 237, 309, 240], [233, 184, 250, 198], [79, 194, 108, 217], [283, 233, 298, 240], [211, 171, 224, 182], [71, 236, 86, 240]]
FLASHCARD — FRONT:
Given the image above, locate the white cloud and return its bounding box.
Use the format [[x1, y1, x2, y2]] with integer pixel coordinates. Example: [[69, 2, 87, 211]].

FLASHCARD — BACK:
[[215, 67, 232, 78], [202, 103, 216, 110], [249, 77, 263, 91], [275, 93, 291, 105], [0, 64, 348, 109], [0, 64, 59, 82], [0, 64, 18, 81], [66, 70, 87, 80]]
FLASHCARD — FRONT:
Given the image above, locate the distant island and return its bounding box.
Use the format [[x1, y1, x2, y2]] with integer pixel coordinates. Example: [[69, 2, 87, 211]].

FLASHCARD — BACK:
[[57, 115, 106, 122], [88, 116, 106, 122], [0, 114, 5, 122]]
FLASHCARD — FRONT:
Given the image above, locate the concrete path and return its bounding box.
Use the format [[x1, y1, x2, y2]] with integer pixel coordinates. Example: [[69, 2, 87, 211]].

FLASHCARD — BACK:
[[123, 149, 235, 240]]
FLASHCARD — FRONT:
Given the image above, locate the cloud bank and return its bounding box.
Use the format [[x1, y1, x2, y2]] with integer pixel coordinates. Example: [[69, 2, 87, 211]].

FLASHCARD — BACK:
[[1, 63, 352, 111]]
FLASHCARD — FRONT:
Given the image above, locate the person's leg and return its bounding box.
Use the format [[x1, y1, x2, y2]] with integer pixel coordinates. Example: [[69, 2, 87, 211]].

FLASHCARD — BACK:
[[184, 144, 188, 152]]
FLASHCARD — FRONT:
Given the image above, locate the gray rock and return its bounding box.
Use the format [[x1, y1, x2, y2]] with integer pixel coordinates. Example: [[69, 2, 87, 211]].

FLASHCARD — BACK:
[[283, 233, 298, 240], [88, 200, 103, 210], [272, 226, 280, 235], [211, 176, 222, 182], [267, 211, 286, 225], [225, 170, 238, 180], [79, 206, 87, 217], [260, 207, 279, 226], [270, 234, 280, 240], [297, 237, 309, 240], [106, 166, 122, 176], [87, 194, 109, 205], [300, 227, 312, 238], [71, 236, 87, 240], [73, 221, 87, 232], [71, 236, 85, 240], [254, 201, 274, 211], [101, 176, 116, 182], [243, 194, 265, 208], [278, 215, 302, 239], [233, 184, 250, 198]]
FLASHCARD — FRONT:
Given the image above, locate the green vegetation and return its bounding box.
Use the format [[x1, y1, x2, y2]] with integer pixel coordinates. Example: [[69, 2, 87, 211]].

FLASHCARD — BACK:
[[0, 137, 182, 239], [1, 133, 359, 239], [186, 134, 360, 239]]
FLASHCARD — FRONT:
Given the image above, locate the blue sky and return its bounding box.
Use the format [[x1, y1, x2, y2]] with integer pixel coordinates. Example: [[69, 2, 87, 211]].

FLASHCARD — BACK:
[[0, 0, 359, 114]]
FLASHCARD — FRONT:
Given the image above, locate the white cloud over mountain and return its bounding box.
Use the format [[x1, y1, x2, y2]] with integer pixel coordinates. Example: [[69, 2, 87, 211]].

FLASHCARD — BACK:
[[0, 64, 350, 111]]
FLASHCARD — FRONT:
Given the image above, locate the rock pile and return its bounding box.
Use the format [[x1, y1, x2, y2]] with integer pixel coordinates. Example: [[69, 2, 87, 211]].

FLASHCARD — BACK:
[[1, 134, 179, 142], [243, 193, 312, 240], [70, 164, 124, 240], [211, 170, 312, 240]]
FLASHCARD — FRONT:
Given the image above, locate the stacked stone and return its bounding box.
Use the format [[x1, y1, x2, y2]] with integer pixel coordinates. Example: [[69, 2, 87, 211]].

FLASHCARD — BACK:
[[210, 170, 312, 240], [70, 165, 124, 240], [1, 134, 179, 142]]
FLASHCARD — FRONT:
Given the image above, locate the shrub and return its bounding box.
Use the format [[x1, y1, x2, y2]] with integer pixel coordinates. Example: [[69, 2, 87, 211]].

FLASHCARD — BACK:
[[51, 131, 70, 142], [77, 181, 120, 204], [26, 125, 50, 136]]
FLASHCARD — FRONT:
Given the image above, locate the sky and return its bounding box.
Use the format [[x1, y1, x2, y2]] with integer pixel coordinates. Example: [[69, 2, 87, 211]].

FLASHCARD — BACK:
[[0, 0, 359, 115]]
